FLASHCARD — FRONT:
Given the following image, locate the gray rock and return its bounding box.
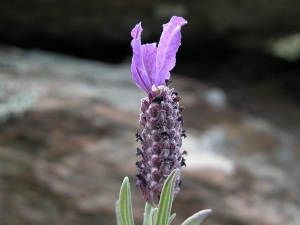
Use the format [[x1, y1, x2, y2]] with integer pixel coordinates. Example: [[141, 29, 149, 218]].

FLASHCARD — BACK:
[[0, 46, 300, 225], [203, 88, 228, 109]]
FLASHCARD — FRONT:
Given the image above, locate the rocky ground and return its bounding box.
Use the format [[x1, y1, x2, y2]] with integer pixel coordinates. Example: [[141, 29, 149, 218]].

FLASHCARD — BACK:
[[0, 45, 300, 225]]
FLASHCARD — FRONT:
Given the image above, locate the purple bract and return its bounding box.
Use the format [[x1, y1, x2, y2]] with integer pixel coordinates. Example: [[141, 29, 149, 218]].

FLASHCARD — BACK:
[[131, 16, 187, 93]]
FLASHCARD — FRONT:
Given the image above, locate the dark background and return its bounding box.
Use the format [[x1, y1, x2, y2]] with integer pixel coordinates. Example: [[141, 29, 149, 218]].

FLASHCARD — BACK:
[[1, 0, 300, 105]]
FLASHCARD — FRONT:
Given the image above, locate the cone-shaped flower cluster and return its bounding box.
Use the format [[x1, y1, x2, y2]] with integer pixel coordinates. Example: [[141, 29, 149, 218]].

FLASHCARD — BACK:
[[131, 16, 187, 206]]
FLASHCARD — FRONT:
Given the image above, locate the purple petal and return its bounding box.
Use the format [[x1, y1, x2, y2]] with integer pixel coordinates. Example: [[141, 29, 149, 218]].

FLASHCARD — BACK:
[[131, 23, 153, 93], [131, 60, 148, 92], [155, 16, 187, 87], [141, 43, 157, 88]]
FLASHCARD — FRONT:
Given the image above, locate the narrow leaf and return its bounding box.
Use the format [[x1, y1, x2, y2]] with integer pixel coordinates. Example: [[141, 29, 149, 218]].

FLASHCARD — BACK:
[[143, 203, 153, 225], [115, 200, 123, 225], [181, 209, 212, 225], [155, 169, 179, 225], [119, 177, 135, 225], [168, 213, 176, 225], [149, 208, 158, 225]]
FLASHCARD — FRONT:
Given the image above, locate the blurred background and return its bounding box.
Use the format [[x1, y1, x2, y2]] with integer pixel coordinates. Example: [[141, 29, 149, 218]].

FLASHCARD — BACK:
[[1, 1, 300, 225]]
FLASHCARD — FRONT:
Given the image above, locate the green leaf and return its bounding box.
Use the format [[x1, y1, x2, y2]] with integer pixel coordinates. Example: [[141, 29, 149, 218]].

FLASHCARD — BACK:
[[155, 169, 179, 225], [143, 203, 153, 225], [149, 208, 158, 225], [119, 177, 135, 225], [181, 209, 212, 225], [115, 200, 123, 225], [168, 213, 176, 225]]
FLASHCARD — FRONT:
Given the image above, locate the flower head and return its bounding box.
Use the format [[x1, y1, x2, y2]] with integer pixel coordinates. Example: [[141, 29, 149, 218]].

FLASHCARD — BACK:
[[131, 16, 187, 93], [131, 16, 187, 207]]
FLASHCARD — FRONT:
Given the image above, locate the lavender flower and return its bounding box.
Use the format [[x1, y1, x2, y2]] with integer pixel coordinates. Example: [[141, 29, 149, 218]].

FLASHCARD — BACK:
[[131, 16, 187, 206]]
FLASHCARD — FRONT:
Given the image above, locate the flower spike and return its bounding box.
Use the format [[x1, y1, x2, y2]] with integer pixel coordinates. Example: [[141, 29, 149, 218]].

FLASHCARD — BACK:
[[130, 16, 188, 206]]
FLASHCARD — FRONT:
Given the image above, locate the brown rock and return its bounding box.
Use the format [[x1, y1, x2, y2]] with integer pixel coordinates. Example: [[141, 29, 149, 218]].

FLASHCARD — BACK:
[[1, 46, 300, 225]]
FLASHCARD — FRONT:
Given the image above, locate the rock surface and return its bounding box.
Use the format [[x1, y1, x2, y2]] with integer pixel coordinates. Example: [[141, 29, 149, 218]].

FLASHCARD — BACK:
[[1, 46, 300, 225]]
